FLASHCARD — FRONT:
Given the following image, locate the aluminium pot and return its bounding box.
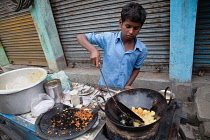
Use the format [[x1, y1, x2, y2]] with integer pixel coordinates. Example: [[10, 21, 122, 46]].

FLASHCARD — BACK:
[[44, 79, 63, 103], [96, 88, 172, 131], [0, 68, 47, 115]]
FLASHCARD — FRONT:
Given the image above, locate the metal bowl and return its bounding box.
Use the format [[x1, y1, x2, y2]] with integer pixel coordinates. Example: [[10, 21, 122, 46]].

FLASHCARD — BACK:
[[0, 67, 47, 114]]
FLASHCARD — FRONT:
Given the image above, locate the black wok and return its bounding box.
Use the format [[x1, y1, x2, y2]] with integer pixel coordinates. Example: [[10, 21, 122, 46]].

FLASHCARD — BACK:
[[97, 88, 171, 131]]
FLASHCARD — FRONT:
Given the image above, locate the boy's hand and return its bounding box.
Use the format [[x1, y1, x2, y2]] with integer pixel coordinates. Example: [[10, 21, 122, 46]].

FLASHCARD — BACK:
[[124, 86, 134, 89], [90, 50, 101, 68], [76, 34, 101, 68]]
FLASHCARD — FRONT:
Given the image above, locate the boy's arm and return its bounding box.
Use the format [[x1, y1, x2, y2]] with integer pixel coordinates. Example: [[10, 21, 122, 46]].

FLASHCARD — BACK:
[[125, 68, 140, 89], [76, 34, 101, 68]]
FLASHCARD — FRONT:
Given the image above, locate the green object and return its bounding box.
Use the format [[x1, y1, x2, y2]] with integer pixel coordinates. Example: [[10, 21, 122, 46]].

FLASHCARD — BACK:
[[46, 70, 73, 91], [0, 42, 9, 66]]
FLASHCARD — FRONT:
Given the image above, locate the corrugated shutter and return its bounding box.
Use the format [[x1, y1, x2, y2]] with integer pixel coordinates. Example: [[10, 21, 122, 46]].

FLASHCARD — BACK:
[[193, 0, 210, 74], [0, 4, 47, 66], [50, 0, 170, 72]]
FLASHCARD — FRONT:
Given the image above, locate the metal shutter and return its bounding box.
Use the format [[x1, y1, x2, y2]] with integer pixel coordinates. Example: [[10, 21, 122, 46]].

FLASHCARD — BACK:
[[50, 0, 170, 72], [193, 0, 210, 74], [0, 4, 47, 66]]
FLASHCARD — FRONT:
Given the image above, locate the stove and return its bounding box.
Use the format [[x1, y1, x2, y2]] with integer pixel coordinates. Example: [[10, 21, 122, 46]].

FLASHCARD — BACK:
[[106, 118, 159, 140], [102, 100, 183, 140]]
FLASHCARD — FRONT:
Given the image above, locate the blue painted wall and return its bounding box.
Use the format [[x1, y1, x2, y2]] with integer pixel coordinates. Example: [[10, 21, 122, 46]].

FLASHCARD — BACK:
[[170, 0, 198, 82]]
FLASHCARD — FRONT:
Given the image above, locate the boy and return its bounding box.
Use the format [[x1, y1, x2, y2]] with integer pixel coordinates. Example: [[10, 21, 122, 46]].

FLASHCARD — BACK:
[[77, 2, 147, 89]]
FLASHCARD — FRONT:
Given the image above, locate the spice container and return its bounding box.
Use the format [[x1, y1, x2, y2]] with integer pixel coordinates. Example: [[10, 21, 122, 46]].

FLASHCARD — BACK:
[[44, 79, 63, 103], [69, 89, 80, 106]]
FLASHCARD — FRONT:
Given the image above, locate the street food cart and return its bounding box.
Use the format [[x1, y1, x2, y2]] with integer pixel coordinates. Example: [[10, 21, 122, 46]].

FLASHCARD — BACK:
[[0, 68, 186, 140]]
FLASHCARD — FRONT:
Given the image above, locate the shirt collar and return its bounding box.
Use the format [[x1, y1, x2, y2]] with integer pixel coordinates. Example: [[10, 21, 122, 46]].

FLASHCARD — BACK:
[[116, 31, 142, 51], [116, 31, 121, 42]]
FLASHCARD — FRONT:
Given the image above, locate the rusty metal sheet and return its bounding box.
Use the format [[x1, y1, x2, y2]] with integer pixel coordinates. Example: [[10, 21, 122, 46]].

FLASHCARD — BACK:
[[0, 4, 47, 66]]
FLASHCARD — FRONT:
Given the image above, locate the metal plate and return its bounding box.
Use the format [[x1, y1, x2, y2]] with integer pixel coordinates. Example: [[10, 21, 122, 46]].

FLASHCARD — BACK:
[[35, 103, 98, 140]]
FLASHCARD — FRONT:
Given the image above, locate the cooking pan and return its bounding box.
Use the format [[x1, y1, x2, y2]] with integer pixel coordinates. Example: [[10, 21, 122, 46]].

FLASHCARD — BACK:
[[35, 103, 98, 140], [96, 88, 172, 131]]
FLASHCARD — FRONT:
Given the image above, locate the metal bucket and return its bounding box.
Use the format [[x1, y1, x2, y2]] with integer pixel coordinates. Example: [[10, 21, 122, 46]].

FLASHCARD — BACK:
[[0, 67, 47, 115], [44, 79, 63, 103]]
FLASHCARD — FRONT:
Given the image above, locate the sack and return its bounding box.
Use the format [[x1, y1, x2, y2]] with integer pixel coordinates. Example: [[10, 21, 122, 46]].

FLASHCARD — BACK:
[[31, 93, 55, 117], [46, 70, 73, 91]]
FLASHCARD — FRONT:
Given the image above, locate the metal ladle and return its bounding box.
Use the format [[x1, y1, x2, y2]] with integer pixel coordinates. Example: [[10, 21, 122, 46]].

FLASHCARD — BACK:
[[98, 65, 144, 124]]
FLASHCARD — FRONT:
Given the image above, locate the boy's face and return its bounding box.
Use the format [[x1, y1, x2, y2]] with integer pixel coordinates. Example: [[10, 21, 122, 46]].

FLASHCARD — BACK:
[[119, 19, 141, 41]]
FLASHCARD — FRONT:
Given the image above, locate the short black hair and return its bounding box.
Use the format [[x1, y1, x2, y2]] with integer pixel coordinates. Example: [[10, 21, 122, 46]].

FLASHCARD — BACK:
[[121, 2, 147, 27]]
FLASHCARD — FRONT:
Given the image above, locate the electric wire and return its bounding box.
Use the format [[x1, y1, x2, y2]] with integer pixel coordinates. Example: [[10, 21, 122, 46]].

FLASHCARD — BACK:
[[0, 0, 34, 12]]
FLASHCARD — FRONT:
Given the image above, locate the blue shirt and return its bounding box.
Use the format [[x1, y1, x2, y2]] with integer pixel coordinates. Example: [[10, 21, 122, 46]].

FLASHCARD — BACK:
[[85, 31, 147, 89]]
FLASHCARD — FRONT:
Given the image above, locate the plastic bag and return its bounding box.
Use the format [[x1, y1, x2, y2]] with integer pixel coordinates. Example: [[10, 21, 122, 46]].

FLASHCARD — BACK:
[[46, 70, 73, 91], [31, 93, 55, 117]]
